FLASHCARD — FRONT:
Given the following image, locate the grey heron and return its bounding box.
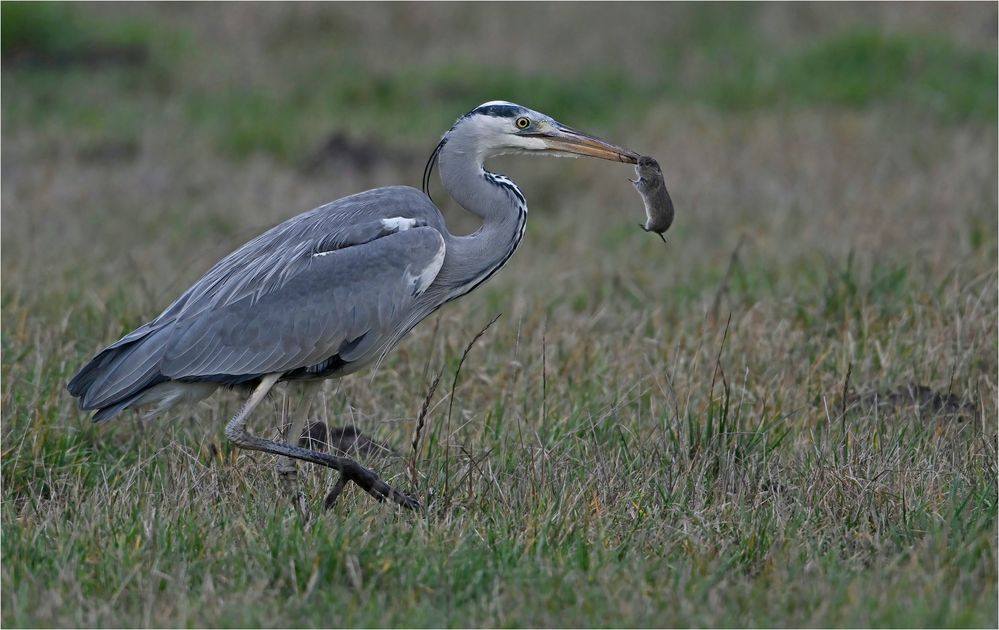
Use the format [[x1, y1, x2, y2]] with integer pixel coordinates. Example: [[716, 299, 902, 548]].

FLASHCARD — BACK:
[[67, 101, 640, 510]]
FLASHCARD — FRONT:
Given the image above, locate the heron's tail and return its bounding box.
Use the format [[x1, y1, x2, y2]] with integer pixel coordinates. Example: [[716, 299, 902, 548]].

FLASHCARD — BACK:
[[67, 327, 172, 423]]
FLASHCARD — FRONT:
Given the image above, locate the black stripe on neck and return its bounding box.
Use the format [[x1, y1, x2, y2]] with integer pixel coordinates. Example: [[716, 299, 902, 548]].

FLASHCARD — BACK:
[[484, 171, 527, 207]]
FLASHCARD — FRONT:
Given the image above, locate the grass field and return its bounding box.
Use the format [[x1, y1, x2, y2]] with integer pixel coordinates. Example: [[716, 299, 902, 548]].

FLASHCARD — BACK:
[[2, 2, 997, 627]]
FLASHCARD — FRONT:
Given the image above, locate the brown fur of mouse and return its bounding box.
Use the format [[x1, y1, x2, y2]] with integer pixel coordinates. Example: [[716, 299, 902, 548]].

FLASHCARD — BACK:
[[630, 156, 674, 243]]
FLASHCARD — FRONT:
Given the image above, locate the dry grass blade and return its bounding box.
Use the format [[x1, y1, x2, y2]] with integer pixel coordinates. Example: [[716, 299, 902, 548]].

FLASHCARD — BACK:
[[443, 313, 502, 504], [410, 364, 444, 489]]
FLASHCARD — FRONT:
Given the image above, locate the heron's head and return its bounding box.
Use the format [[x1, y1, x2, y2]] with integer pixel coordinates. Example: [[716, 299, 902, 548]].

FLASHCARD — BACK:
[[423, 101, 640, 193], [447, 101, 640, 163]]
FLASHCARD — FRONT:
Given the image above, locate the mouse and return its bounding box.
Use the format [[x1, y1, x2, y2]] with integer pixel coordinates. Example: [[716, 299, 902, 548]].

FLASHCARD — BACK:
[[630, 155, 674, 243]]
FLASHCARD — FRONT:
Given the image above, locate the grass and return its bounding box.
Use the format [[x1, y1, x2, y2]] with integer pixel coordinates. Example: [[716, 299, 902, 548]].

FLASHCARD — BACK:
[[2, 3, 997, 628], [1, 2, 130, 58], [703, 29, 998, 120]]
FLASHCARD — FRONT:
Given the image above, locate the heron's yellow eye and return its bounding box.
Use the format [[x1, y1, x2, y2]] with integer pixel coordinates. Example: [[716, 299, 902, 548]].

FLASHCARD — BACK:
[[515, 117, 530, 129]]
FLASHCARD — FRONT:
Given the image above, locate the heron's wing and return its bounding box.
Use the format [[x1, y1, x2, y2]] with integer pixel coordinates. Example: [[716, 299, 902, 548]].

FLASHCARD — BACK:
[[159, 225, 446, 380], [151, 187, 441, 331], [68, 186, 445, 411]]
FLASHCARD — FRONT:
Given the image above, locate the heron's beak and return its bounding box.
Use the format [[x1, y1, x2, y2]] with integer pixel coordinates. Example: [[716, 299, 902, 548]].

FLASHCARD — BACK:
[[533, 125, 640, 164]]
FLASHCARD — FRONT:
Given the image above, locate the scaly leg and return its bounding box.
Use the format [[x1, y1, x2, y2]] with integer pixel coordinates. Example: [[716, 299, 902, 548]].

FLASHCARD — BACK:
[[225, 374, 419, 510]]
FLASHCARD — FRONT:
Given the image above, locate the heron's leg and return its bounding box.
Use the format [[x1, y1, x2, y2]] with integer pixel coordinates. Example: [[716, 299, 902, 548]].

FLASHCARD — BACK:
[[276, 383, 319, 523], [225, 374, 419, 511]]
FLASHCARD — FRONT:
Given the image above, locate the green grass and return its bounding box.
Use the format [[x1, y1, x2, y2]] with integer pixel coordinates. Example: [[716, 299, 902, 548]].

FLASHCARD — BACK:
[[743, 30, 997, 120], [1, 1, 160, 59], [1, 2, 97, 58], [2, 3, 997, 627]]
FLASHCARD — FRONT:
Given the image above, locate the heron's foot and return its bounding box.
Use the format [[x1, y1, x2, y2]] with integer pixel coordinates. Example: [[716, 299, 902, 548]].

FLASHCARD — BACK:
[[226, 381, 420, 512], [298, 421, 412, 511]]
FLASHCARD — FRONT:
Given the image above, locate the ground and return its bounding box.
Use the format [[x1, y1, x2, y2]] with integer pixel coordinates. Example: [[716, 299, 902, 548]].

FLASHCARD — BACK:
[[2, 3, 997, 627]]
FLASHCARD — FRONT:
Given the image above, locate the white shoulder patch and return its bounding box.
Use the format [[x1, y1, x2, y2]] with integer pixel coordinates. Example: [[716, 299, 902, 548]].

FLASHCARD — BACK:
[[381, 217, 419, 232]]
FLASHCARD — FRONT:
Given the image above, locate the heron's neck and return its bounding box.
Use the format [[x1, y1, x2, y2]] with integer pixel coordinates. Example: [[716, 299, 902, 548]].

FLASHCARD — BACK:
[[436, 142, 528, 300]]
